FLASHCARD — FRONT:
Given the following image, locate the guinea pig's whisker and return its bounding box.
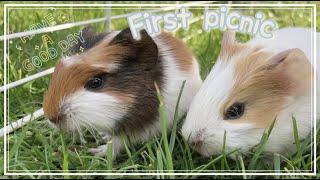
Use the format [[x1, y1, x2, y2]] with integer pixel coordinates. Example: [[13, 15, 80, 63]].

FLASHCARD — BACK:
[[75, 113, 104, 142], [71, 119, 78, 143], [80, 121, 102, 142], [71, 115, 86, 144], [70, 118, 78, 144]]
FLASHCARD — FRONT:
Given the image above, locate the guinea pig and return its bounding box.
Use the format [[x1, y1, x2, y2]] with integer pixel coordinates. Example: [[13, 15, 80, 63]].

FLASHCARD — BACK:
[[43, 27, 202, 158], [182, 28, 319, 158]]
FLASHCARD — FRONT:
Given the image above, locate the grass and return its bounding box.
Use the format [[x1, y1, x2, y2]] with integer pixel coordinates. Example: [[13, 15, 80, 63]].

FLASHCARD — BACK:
[[0, 1, 320, 178]]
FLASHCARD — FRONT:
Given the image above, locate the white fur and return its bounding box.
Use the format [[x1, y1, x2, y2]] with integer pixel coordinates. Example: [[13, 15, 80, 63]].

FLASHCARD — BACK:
[[61, 56, 80, 67], [154, 36, 203, 126], [62, 88, 131, 134], [182, 28, 319, 157], [62, 55, 120, 73], [90, 62, 120, 72]]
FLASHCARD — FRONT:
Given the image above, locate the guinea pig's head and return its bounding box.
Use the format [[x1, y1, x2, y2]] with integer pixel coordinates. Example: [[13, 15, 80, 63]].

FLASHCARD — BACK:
[[182, 31, 313, 157], [43, 27, 161, 138]]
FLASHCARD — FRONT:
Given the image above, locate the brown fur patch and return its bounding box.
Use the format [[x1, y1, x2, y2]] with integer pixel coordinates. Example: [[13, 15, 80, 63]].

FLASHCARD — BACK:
[[82, 39, 129, 65], [158, 32, 194, 72], [269, 49, 313, 96], [220, 48, 291, 128]]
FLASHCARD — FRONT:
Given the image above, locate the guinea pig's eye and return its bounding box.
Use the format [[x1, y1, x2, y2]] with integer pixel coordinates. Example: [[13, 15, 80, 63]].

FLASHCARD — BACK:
[[85, 75, 105, 90], [224, 102, 245, 120]]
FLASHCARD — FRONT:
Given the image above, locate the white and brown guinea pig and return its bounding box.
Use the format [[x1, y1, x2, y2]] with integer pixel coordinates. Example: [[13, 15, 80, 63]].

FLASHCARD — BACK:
[[43, 27, 202, 157], [182, 28, 319, 158]]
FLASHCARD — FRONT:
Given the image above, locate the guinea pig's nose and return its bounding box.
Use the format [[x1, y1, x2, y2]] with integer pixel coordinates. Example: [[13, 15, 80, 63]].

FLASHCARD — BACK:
[[189, 129, 205, 149], [190, 139, 204, 149]]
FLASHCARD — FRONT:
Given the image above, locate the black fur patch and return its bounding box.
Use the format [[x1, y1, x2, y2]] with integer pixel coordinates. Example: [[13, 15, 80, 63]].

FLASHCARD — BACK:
[[70, 26, 109, 54], [107, 28, 164, 136]]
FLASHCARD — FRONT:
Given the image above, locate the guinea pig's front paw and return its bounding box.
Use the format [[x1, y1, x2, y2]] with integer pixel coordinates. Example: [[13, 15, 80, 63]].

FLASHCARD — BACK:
[[88, 145, 108, 157], [88, 138, 122, 158]]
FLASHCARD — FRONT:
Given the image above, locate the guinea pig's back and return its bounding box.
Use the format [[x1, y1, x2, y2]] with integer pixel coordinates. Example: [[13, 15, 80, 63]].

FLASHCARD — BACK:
[[153, 32, 202, 122], [248, 28, 319, 67]]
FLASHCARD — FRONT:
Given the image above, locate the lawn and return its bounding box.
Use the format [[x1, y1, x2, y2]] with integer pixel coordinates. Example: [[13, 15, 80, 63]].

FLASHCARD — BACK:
[[0, 1, 319, 179]]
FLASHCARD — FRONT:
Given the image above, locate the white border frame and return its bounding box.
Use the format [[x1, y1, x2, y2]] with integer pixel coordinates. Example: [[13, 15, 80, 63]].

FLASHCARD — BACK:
[[3, 3, 317, 177]]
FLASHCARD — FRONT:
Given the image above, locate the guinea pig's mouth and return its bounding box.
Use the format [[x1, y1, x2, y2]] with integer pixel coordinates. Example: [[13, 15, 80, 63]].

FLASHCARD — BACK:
[[49, 117, 78, 132], [191, 142, 214, 158], [46, 111, 79, 132], [53, 112, 113, 139], [186, 130, 215, 158], [47, 116, 107, 142]]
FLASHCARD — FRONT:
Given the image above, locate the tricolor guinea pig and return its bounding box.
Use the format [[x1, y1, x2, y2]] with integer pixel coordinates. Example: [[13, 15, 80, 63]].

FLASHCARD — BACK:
[[43, 27, 202, 157], [182, 28, 319, 158]]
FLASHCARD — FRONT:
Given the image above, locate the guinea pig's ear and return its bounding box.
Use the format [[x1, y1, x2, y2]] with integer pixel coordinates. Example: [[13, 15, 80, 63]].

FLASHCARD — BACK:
[[110, 28, 158, 68], [219, 30, 244, 60], [81, 26, 96, 39], [109, 27, 133, 45], [70, 26, 102, 54], [268, 48, 313, 96], [222, 30, 236, 46], [135, 29, 158, 67]]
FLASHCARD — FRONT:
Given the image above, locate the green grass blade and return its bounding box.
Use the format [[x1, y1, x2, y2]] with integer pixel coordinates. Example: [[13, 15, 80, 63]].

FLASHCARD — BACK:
[[156, 149, 164, 179], [248, 119, 276, 170], [181, 135, 194, 170], [169, 80, 186, 153], [60, 134, 69, 178], [274, 153, 281, 179], [107, 141, 113, 171], [238, 155, 247, 179], [221, 130, 230, 170], [155, 82, 174, 178], [292, 116, 306, 168]]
